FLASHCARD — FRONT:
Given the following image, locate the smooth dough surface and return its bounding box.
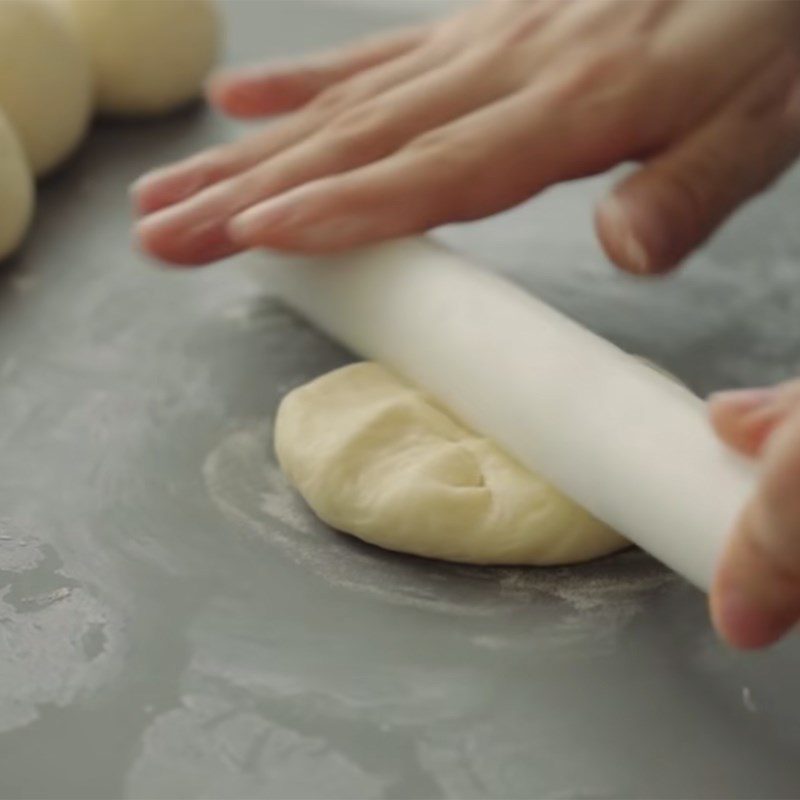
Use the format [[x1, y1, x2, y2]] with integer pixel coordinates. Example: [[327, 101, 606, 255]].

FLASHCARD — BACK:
[[275, 362, 628, 566], [62, 0, 220, 115], [0, 110, 34, 260], [0, 0, 91, 176]]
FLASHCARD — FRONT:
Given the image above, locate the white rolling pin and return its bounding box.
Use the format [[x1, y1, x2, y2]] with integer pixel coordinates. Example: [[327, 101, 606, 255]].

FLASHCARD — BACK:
[[250, 237, 757, 590]]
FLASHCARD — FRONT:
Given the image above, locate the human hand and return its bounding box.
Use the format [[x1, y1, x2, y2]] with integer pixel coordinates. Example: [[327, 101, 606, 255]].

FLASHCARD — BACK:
[[133, 0, 800, 269], [709, 381, 800, 649]]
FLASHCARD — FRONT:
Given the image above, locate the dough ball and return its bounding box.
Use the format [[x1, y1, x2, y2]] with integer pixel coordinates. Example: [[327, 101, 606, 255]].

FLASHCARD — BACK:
[[62, 0, 220, 116], [0, 109, 34, 261], [275, 363, 629, 566], [0, 0, 91, 176]]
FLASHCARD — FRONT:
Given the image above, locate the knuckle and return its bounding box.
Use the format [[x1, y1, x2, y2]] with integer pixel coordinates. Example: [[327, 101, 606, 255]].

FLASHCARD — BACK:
[[741, 49, 800, 120], [654, 165, 712, 233], [761, 426, 800, 517], [552, 41, 650, 103], [758, 475, 796, 524], [185, 148, 234, 182], [748, 508, 800, 586]]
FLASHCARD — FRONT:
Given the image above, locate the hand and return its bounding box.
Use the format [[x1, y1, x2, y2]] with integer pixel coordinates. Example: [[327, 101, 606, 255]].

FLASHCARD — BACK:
[[133, 0, 800, 269], [709, 381, 800, 648]]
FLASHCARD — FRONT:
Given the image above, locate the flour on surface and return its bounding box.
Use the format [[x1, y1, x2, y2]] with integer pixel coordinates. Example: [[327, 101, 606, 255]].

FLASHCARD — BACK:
[[0, 532, 122, 733], [204, 422, 676, 631]]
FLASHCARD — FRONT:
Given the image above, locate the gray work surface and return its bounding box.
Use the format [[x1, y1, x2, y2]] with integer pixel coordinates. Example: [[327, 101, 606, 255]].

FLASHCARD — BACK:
[[1, 2, 799, 798]]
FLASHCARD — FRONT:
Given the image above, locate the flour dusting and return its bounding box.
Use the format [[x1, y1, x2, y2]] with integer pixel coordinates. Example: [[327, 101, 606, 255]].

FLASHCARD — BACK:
[[204, 422, 676, 633], [0, 533, 122, 733], [742, 686, 758, 713]]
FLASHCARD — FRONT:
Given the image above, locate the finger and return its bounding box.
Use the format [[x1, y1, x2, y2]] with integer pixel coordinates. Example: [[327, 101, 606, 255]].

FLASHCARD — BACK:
[[132, 116, 319, 216], [710, 408, 800, 649], [708, 380, 800, 457], [133, 44, 448, 216], [137, 49, 522, 265], [207, 26, 426, 118], [227, 66, 640, 253], [595, 55, 800, 275]]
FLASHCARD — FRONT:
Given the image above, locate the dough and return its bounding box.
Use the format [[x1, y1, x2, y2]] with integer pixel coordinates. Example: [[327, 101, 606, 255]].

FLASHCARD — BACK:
[[0, 111, 34, 259], [275, 362, 628, 566], [0, 0, 91, 176], [0, 109, 34, 261], [61, 0, 220, 115]]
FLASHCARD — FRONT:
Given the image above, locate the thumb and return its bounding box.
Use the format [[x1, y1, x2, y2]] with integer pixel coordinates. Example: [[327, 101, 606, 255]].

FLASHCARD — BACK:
[[595, 56, 800, 275], [708, 379, 800, 457], [710, 406, 800, 649]]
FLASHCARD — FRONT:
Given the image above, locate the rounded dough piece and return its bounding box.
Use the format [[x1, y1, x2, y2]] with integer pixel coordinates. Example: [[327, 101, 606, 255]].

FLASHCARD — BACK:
[[275, 362, 629, 566], [0, 0, 91, 176], [62, 0, 220, 116], [0, 110, 34, 261]]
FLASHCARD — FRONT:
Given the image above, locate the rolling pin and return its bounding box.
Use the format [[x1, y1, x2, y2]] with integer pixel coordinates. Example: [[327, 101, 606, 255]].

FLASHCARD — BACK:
[[250, 236, 757, 590]]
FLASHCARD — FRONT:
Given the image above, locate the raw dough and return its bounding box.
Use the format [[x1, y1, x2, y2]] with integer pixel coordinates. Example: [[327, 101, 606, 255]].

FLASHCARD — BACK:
[[0, 0, 91, 176], [275, 362, 628, 566], [61, 0, 220, 115], [0, 109, 34, 261]]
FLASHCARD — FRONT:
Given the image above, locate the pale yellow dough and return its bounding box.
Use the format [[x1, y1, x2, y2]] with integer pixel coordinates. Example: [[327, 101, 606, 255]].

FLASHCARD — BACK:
[[0, 110, 34, 261], [275, 362, 629, 566], [0, 0, 91, 176], [60, 0, 220, 116]]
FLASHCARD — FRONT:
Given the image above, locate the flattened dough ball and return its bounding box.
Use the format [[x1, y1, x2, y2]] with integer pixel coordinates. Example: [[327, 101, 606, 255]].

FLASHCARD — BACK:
[[0, 0, 91, 176], [62, 0, 220, 115], [0, 109, 34, 260], [275, 363, 628, 566]]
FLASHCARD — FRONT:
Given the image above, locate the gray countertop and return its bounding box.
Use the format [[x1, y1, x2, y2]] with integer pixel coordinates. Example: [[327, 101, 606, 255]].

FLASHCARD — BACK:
[[0, 2, 799, 798]]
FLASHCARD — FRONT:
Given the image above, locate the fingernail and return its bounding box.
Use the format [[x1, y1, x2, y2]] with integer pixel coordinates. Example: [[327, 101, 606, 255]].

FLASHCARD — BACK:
[[229, 194, 299, 242], [130, 170, 207, 205], [129, 168, 170, 194], [600, 196, 652, 274], [130, 168, 160, 191], [712, 587, 788, 649], [229, 189, 364, 250], [707, 386, 779, 412]]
